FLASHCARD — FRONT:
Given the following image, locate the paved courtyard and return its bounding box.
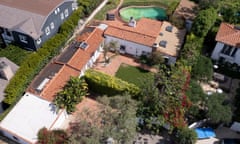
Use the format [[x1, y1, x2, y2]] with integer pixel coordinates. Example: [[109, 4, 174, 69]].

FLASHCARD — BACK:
[[93, 52, 157, 76]]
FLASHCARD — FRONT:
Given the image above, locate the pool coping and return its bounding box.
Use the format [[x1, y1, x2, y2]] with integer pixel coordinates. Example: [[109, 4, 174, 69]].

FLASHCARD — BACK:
[[119, 5, 167, 22]]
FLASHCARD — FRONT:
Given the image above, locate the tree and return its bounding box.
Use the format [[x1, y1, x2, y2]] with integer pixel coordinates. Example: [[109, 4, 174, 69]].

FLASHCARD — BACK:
[[54, 77, 88, 113], [191, 55, 213, 82], [37, 127, 68, 144], [192, 7, 217, 37], [175, 127, 197, 144], [69, 94, 138, 144], [206, 93, 232, 124], [186, 80, 206, 121]]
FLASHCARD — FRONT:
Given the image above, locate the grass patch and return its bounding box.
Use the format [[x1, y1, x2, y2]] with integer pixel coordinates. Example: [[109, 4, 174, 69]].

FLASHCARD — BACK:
[[115, 63, 154, 87], [0, 45, 31, 66], [94, 0, 120, 20]]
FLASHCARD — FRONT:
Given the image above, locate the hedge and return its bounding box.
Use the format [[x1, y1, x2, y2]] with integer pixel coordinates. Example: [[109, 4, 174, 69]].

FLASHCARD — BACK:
[[3, 7, 85, 105], [84, 69, 140, 96]]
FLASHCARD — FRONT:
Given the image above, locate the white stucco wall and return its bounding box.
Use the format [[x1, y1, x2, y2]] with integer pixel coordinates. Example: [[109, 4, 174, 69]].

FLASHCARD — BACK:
[[105, 35, 152, 56], [211, 42, 224, 60], [50, 109, 68, 130], [211, 42, 240, 65]]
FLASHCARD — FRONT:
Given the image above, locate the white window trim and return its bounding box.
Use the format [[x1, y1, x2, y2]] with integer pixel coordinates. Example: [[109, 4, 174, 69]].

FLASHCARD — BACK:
[[60, 13, 64, 20], [36, 38, 41, 45], [64, 9, 69, 17], [19, 35, 28, 43], [50, 22, 55, 30], [45, 26, 50, 36]]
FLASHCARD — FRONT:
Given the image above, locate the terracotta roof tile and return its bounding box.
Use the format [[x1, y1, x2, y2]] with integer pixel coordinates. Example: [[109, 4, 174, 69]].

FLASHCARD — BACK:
[[216, 23, 240, 47], [40, 65, 79, 101], [68, 28, 104, 69], [104, 18, 162, 46], [39, 28, 103, 101]]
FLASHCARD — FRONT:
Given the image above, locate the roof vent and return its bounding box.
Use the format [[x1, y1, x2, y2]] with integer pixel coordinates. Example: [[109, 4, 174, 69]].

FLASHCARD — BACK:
[[159, 40, 167, 48], [79, 41, 89, 50], [152, 43, 159, 48], [166, 25, 173, 32], [159, 32, 163, 36]]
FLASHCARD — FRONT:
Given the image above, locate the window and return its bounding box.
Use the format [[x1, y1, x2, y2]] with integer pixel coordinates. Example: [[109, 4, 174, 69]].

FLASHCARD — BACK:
[[120, 45, 126, 51], [6, 30, 11, 36], [19, 35, 28, 43], [72, 3, 76, 10], [57, 8, 60, 13], [64, 9, 69, 17], [12, 136, 19, 141], [50, 22, 55, 30], [54, 10, 58, 15], [221, 44, 237, 57], [60, 13, 64, 20], [45, 26, 50, 35], [36, 37, 41, 45]]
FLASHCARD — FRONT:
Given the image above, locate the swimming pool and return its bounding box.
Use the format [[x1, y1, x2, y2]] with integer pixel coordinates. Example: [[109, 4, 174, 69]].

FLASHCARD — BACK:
[[120, 6, 167, 22]]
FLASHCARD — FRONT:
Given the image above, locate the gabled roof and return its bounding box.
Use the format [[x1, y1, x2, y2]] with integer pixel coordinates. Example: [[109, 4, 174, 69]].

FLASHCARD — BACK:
[[0, 0, 72, 39], [104, 18, 162, 47], [31, 27, 104, 101], [0, 93, 64, 144], [216, 23, 240, 47]]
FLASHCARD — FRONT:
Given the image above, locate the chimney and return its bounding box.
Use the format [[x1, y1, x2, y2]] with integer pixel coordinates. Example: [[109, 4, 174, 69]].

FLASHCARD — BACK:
[[128, 17, 136, 27], [0, 61, 13, 80]]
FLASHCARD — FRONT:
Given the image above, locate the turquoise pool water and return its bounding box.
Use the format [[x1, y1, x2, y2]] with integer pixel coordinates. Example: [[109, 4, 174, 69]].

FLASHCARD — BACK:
[[120, 7, 167, 21]]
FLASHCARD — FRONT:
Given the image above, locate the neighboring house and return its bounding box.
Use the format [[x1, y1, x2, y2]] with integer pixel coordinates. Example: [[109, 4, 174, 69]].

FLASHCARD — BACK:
[[0, 57, 19, 102], [0, 93, 68, 144], [103, 18, 186, 64], [0, 0, 77, 50], [211, 23, 240, 65]]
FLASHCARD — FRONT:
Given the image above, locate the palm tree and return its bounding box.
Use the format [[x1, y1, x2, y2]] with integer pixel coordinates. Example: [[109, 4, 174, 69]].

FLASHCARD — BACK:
[[54, 77, 88, 113]]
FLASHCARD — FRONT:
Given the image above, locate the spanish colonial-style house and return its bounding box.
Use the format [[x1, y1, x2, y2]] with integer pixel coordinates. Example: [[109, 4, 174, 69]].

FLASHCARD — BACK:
[[0, 0, 77, 50], [211, 23, 240, 65], [103, 18, 186, 64], [0, 26, 104, 144]]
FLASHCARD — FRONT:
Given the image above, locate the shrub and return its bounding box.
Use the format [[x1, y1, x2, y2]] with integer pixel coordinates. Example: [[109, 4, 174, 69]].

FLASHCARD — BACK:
[[84, 69, 140, 96], [37, 127, 68, 144]]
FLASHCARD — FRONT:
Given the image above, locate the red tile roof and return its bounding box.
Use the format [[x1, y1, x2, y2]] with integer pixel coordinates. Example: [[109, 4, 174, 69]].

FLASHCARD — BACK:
[[216, 23, 240, 47], [104, 18, 162, 47], [39, 28, 104, 101], [68, 28, 104, 70], [41, 65, 79, 101]]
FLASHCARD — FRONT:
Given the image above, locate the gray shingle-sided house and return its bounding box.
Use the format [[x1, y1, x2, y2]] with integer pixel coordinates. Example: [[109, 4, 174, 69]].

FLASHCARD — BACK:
[[0, 0, 77, 50]]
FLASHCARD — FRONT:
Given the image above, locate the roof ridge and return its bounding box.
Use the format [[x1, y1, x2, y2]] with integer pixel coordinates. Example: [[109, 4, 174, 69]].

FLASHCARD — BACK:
[[108, 24, 156, 38]]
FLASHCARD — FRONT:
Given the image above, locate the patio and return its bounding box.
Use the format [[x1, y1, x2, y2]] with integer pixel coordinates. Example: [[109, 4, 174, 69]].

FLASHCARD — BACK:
[[93, 52, 157, 76]]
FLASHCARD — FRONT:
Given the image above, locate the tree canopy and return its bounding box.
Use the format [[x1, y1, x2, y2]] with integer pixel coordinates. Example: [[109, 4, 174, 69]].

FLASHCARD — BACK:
[[69, 94, 138, 144], [192, 7, 217, 37], [54, 77, 88, 113], [191, 55, 213, 82]]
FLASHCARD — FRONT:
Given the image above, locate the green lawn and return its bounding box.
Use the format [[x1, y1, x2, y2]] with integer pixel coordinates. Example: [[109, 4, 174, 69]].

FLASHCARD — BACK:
[[115, 63, 154, 87]]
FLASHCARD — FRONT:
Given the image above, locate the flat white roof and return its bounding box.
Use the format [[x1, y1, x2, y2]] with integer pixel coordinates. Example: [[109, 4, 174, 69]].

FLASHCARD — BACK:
[[0, 93, 62, 143]]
